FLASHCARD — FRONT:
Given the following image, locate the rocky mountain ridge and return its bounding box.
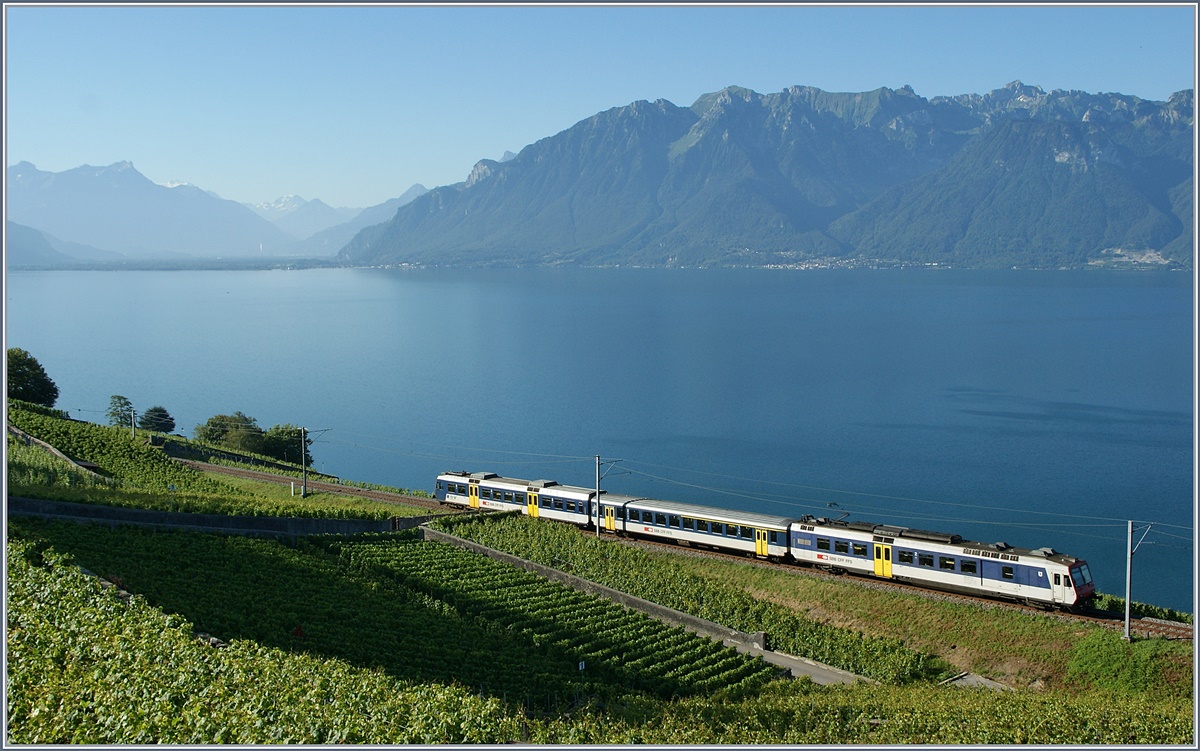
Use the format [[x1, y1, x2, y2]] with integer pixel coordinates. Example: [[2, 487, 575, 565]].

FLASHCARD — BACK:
[[341, 81, 1193, 269]]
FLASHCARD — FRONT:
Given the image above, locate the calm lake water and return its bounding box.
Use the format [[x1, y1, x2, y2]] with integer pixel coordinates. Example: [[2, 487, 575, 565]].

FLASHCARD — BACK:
[[5, 267, 1194, 611]]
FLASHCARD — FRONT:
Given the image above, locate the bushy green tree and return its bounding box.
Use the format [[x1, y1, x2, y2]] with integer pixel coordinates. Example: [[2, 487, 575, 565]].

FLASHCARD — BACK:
[[260, 423, 313, 466], [107, 395, 134, 427], [194, 412, 264, 454], [7, 349, 59, 408], [137, 405, 176, 434]]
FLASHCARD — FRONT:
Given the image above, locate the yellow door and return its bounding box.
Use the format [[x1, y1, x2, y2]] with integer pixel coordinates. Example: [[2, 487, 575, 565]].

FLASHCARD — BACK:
[[604, 506, 615, 531], [755, 529, 769, 556], [874, 544, 892, 578], [468, 484, 479, 509], [528, 492, 539, 518]]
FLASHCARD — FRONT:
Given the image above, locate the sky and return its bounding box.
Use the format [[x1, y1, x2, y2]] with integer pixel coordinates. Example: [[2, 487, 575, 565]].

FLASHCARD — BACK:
[[3, 2, 1196, 209]]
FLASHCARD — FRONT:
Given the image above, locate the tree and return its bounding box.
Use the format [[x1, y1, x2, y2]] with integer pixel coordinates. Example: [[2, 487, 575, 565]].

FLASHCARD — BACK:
[[7, 348, 59, 407], [137, 405, 176, 434], [194, 412, 264, 454], [261, 423, 314, 466], [107, 395, 134, 427]]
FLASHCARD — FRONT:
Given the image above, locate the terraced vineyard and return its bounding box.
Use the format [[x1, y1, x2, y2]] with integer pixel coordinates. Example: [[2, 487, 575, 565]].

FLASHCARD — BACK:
[[8, 518, 777, 710], [6, 401, 1193, 743], [324, 537, 779, 698], [9, 517, 1193, 744], [433, 513, 943, 684], [6, 401, 413, 520]]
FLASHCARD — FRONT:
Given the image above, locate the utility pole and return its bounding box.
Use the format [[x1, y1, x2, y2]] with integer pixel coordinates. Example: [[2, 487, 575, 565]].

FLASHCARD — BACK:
[[131, 410, 136, 440], [595, 455, 601, 539], [1124, 519, 1154, 641], [301, 427, 308, 498]]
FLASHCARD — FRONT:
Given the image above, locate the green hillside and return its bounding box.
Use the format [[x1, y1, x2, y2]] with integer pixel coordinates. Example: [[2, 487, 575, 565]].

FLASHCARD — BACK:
[[5, 399, 1193, 743]]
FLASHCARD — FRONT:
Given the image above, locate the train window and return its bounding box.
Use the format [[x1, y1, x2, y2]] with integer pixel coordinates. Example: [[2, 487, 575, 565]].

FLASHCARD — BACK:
[[683, 518, 696, 531], [639, 510, 651, 523], [655, 513, 667, 526], [712, 523, 725, 535], [834, 541, 849, 554], [939, 557, 956, 571], [515, 493, 525, 504], [1071, 564, 1092, 587], [918, 553, 934, 567], [697, 520, 710, 533], [436, 481, 444, 491], [770, 531, 780, 545], [541, 497, 551, 508], [816, 538, 830, 551], [742, 527, 754, 539], [554, 499, 564, 510], [566, 501, 576, 512], [898, 550, 914, 564], [1002, 566, 1015, 580], [1054, 573, 1061, 586], [960, 560, 977, 575], [852, 543, 867, 556], [669, 515, 681, 528]]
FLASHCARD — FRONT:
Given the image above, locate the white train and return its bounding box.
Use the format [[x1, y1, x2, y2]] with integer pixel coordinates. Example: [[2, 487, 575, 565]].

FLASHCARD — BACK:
[[435, 470, 1096, 610]]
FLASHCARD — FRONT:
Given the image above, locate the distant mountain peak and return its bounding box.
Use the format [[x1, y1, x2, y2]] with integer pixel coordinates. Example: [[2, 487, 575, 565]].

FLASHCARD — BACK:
[[6, 161, 295, 258], [254, 195, 309, 213]]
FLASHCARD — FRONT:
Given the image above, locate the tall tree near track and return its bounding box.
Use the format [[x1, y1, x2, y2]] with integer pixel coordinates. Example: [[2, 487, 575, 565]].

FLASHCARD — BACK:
[[194, 412, 264, 454], [7, 348, 59, 408], [261, 423, 313, 466], [107, 395, 134, 427], [137, 405, 176, 434]]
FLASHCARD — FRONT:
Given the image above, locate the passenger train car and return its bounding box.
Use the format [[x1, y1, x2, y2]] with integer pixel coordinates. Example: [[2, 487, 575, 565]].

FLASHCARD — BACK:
[[434, 470, 1096, 609]]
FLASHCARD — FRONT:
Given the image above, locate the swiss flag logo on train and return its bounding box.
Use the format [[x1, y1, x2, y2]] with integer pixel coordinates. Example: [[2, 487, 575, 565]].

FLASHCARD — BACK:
[[817, 554, 827, 560]]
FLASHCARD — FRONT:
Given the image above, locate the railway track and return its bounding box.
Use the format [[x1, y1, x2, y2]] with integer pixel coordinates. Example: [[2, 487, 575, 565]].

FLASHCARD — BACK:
[[175, 460, 447, 511], [177, 466, 1194, 640], [581, 525, 1194, 641]]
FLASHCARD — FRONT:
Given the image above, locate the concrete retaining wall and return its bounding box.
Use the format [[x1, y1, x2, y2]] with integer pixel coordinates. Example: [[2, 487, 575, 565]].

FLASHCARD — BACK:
[[7, 497, 432, 537], [7, 425, 107, 479], [421, 526, 769, 652]]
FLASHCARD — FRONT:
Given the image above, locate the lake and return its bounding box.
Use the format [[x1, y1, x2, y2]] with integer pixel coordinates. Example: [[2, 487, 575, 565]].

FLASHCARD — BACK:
[[4, 267, 1194, 611]]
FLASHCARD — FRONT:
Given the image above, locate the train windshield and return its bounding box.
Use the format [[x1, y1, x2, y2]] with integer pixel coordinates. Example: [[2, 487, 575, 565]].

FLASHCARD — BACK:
[[1070, 563, 1093, 588]]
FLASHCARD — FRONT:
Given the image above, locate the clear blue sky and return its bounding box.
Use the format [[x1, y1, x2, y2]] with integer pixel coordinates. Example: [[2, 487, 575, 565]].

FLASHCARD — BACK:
[[4, 3, 1195, 209]]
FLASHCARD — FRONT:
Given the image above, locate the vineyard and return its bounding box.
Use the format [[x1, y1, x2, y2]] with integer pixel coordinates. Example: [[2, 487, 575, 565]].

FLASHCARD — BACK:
[[4, 400, 1195, 743], [7, 518, 777, 706], [7, 517, 1194, 744], [433, 513, 945, 684], [6, 402, 419, 520], [322, 536, 780, 698]]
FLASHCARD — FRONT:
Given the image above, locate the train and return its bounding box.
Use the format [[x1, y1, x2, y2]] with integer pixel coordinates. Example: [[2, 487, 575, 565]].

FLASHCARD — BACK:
[[434, 470, 1097, 610]]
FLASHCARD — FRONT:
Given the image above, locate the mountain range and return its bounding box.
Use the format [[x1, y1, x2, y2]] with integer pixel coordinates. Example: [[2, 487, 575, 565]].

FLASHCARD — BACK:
[[5, 81, 1193, 270], [341, 82, 1193, 269], [4, 162, 427, 266]]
